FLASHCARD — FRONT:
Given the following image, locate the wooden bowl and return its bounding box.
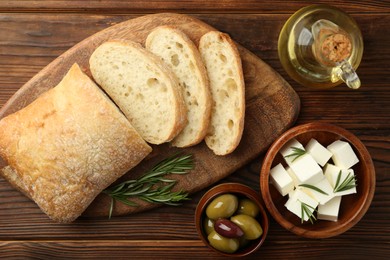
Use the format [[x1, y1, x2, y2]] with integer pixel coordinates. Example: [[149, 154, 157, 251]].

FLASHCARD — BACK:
[[260, 122, 375, 238], [195, 183, 269, 257]]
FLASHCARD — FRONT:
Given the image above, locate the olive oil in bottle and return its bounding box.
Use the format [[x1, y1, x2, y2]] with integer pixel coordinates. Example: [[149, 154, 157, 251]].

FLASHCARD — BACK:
[[278, 5, 363, 89]]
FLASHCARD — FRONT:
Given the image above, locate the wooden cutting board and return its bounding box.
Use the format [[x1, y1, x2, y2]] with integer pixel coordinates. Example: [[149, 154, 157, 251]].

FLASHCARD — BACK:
[[0, 13, 300, 217]]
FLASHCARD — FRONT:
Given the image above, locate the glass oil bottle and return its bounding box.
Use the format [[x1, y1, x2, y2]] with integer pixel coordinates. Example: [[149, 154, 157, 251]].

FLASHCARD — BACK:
[[278, 5, 363, 89]]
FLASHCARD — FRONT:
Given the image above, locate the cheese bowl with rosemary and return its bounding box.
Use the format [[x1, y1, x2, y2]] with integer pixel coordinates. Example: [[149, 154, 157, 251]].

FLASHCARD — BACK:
[[259, 122, 375, 238]]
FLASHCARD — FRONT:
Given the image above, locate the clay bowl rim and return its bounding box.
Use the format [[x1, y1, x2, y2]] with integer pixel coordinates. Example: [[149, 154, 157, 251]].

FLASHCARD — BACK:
[[195, 182, 269, 257], [260, 122, 375, 238]]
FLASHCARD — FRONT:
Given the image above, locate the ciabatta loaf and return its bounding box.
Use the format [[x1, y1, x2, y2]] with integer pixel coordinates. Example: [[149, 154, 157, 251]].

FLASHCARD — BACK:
[[146, 26, 212, 147], [0, 63, 152, 222], [89, 40, 187, 145], [199, 31, 245, 155]]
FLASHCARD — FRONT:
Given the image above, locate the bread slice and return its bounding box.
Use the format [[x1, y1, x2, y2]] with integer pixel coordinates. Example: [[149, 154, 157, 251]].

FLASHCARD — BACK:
[[0, 63, 152, 222], [145, 26, 212, 147], [89, 40, 187, 145], [199, 31, 245, 155]]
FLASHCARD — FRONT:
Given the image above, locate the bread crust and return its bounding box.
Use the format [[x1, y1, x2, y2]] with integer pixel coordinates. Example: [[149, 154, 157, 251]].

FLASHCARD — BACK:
[[199, 31, 245, 155], [0, 63, 152, 222], [89, 40, 187, 145], [146, 26, 212, 147]]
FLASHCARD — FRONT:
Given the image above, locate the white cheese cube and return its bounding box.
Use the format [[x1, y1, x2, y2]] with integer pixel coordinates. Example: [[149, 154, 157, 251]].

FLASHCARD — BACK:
[[327, 140, 359, 169], [286, 167, 299, 187], [299, 177, 335, 205], [280, 138, 305, 166], [323, 163, 341, 186], [270, 163, 294, 196], [288, 189, 296, 200], [285, 188, 318, 222], [324, 164, 357, 196], [318, 196, 342, 222], [285, 189, 297, 208], [290, 153, 324, 185], [305, 138, 333, 167]]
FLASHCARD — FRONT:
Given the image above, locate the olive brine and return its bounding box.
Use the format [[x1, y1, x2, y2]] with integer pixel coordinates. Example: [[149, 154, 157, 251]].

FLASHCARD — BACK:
[[204, 194, 263, 254]]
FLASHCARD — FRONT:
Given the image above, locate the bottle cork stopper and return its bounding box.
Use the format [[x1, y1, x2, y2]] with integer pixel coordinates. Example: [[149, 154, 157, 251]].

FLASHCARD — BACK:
[[314, 28, 352, 67]]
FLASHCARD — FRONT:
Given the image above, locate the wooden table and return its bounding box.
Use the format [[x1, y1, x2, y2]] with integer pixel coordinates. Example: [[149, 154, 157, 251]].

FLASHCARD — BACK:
[[0, 1, 389, 259]]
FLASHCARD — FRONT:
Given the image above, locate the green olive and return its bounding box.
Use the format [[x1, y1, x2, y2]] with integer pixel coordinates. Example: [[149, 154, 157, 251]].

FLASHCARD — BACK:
[[230, 214, 263, 240], [207, 230, 239, 254], [203, 217, 215, 235], [206, 194, 238, 220], [236, 198, 260, 218]]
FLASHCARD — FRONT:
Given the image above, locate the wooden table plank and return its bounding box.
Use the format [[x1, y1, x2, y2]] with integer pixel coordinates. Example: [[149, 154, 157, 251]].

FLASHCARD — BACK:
[[0, 3, 389, 259], [0, 0, 388, 14], [2, 239, 389, 259]]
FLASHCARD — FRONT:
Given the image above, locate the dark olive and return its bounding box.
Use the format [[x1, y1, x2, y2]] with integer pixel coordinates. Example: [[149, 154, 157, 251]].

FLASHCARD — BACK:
[[214, 218, 244, 238], [236, 198, 260, 218], [206, 194, 238, 220], [231, 214, 263, 240], [207, 230, 239, 254]]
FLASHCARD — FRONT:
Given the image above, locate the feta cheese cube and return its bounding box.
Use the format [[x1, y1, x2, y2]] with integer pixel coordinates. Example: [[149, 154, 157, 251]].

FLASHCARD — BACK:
[[285, 188, 318, 222], [288, 189, 296, 200], [327, 140, 359, 169], [323, 163, 341, 186], [305, 138, 333, 167], [290, 153, 324, 185], [299, 177, 335, 205], [318, 196, 342, 222], [270, 163, 294, 196], [324, 164, 357, 196], [285, 189, 297, 208], [280, 138, 305, 166], [286, 167, 299, 187]]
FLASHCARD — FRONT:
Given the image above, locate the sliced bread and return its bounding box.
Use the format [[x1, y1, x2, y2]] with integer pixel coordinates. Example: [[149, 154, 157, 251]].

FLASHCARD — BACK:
[[89, 40, 187, 145], [199, 31, 245, 155], [145, 26, 212, 147]]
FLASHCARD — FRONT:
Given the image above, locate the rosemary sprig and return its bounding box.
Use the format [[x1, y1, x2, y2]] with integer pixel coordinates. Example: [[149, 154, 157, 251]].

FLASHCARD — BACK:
[[103, 153, 194, 219], [299, 200, 317, 224], [299, 184, 329, 195], [334, 170, 356, 193], [284, 147, 306, 162]]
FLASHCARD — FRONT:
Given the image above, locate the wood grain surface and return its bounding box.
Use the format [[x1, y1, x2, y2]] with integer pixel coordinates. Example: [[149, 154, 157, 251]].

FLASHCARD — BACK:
[[0, 1, 389, 259]]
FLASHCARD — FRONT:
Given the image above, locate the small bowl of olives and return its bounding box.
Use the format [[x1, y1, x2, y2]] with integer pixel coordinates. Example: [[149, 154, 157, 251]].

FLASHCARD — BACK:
[[195, 183, 269, 257]]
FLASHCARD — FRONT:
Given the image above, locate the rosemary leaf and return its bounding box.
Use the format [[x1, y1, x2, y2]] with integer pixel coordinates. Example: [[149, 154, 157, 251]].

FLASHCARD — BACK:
[[284, 147, 306, 162], [110, 183, 126, 194], [113, 196, 139, 207], [103, 153, 194, 219], [302, 206, 312, 224], [159, 182, 176, 192], [137, 171, 166, 182], [299, 200, 317, 224], [334, 171, 356, 193], [334, 170, 342, 191], [122, 184, 153, 196], [299, 184, 329, 195], [139, 189, 189, 204], [157, 178, 177, 183]]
